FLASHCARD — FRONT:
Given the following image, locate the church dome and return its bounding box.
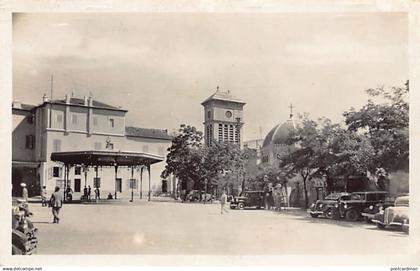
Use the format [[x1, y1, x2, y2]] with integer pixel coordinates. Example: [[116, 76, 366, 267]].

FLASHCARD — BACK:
[[262, 119, 296, 148]]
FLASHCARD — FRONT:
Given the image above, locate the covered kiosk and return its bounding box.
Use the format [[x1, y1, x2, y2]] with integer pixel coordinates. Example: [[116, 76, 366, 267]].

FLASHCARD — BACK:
[[50, 150, 164, 202]]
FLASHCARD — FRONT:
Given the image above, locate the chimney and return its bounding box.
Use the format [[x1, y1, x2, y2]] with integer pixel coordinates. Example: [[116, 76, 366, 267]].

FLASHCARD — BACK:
[[65, 94, 71, 104], [83, 96, 88, 106], [42, 94, 50, 103], [88, 96, 93, 107]]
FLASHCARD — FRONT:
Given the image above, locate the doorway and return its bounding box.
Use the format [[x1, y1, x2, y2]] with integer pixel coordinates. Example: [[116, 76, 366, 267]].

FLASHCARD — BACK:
[[74, 178, 81, 192]]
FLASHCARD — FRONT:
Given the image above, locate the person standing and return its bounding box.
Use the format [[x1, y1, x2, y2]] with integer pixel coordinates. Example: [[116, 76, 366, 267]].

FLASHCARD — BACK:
[[83, 186, 88, 200], [87, 185, 91, 201], [220, 190, 229, 214], [94, 187, 100, 203], [49, 186, 63, 224], [41, 186, 48, 207], [21, 183, 28, 202]]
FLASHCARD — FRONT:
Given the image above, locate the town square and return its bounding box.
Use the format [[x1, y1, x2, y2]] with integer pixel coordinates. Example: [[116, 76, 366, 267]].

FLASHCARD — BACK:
[[8, 10, 413, 265]]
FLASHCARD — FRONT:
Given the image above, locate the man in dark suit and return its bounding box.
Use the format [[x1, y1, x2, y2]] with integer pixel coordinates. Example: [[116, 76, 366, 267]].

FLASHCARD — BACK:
[[50, 186, 63, 224]]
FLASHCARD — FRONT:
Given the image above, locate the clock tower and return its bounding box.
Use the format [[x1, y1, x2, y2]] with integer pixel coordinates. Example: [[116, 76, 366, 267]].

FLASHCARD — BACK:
[[201, 87, 246, 147]]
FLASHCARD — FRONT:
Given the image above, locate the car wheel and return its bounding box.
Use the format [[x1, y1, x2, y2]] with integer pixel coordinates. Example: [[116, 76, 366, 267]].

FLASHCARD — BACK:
[[377, 223, 386, 229], [345, 209, 359, 222], [256, 206, 261, 209], [324, 208, 333, 219], [364, 217, 373, 224], [310, 213, 319, 218], [238, 203, 245, 210], [230, 206, 236, 209]]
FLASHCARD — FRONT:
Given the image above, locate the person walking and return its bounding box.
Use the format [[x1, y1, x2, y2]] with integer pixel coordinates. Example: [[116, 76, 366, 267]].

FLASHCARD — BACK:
[[41, 186, 48, 207], [220, 190, 229, 214], [87, 185, 92, 201], [21, 183, 28, 202], [49, 186, 63, 224]]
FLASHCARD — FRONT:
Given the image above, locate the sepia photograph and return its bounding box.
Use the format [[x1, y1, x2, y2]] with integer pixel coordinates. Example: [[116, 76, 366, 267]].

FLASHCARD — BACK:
[[2, 1, 419, 267]]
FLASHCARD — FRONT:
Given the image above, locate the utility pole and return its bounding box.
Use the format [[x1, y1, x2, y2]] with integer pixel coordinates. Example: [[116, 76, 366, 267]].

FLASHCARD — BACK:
[[50, 74, 54, 100]]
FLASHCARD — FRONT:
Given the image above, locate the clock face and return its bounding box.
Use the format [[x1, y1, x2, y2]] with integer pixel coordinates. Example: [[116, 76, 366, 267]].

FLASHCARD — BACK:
[[225, 111, 232, 118]]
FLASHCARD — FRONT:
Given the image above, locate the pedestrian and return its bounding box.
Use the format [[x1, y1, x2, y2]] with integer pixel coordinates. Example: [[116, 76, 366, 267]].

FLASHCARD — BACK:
[[49, 186, 63, 224], [220, 190, 229, 214], [83, 186, 88, 200], [94, 187, 100, 202], [65, 185, 73, 202], [21, 183, 28, 202], [87, 185, 91, 201], [41, 186, 48, 207]]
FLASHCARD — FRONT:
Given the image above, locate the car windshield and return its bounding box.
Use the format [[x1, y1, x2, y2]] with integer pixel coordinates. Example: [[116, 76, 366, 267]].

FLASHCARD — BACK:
[[351, 194, 365, 200], [395, 197, 409, 206], [325, 193, 341, 200]]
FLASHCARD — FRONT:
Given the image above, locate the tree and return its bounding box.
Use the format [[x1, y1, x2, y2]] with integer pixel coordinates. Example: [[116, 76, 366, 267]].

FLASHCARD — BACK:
[[203, 140, 244, 196], [343, 82, 409, 174], [161, 125, 205, 194]]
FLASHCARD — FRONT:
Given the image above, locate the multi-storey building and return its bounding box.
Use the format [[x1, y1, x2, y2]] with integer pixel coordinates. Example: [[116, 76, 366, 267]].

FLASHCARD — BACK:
[[12, 94, 173, 199], [201, 87, 245, 147]]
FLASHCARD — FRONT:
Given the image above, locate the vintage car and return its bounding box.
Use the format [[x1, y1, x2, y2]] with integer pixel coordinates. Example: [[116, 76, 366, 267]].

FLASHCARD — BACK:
[[12, 200, 38, 255], [186, 190, 214, 202], [309, 192, 351, 218], [338, 191, 388, 221], [372, 196, 409, 230], [361, 199, 395, 223], [230, 191, 265, 210]]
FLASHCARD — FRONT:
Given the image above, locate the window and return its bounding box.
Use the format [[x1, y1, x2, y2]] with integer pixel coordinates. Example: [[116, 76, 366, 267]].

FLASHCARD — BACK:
[[53, 166, 61, 178], [109, 118, 115, 128], [74, 166, 82, 175], [26, 116, 34, 124], [224, 124, 228, 141], [94, 142, 102, 150], [56, 114, 63, 123], [207, 111, 211, 119], [142, 145, 149, 153], [229, 125, 234, 142], [72, 114, 78, 124], [25, 135, 34, 149], [93, 117, 98, 126], [218, 124, 223, 142]]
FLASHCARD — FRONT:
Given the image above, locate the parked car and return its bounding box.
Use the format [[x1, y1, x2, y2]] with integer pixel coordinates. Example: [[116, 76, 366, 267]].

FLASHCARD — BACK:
[[309, 192, 351, 218], [186, 190, 214, 202], [230, 191, 265, 210], [361, 199, 395, 223], [12, 200, 38, 255], [372, 195, 409, 231], [338, 191, 388, 221]]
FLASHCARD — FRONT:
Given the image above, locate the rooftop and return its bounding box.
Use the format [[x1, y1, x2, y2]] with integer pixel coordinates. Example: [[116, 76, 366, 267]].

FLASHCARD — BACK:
[[201, 87, 245, 105], [125, 126, 172, 140], [12, 101, 36, 111], [49, 97, 127, 112]]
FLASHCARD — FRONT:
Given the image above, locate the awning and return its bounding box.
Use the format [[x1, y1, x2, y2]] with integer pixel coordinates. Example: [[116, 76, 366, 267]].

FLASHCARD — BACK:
[[50, 150, 164, 167]]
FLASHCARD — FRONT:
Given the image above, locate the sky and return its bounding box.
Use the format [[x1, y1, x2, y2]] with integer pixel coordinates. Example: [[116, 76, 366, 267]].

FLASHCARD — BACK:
[[12, 12, 408, 141]]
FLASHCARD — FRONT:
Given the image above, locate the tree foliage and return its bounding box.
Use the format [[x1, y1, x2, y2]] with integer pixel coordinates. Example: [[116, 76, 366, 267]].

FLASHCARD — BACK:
[[343, 82, 409, 173]]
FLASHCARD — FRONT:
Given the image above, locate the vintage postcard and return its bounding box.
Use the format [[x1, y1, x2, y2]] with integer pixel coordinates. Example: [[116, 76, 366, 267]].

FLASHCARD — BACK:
[[0, 0, 419, 268]]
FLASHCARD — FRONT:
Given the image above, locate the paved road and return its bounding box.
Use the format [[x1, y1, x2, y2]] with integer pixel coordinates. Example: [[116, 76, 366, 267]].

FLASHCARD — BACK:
[[29, 201, 409, 255]]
